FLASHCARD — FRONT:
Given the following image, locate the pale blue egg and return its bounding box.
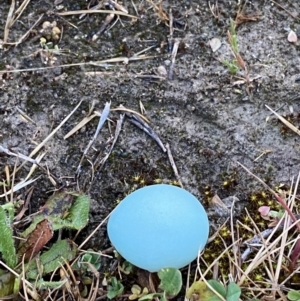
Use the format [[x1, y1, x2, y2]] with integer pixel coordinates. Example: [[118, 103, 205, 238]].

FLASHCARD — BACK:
[[107, 184, 209, 272]]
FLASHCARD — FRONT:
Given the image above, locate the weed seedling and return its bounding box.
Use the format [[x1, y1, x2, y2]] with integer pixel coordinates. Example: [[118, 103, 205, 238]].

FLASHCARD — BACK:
[[187, 279, 241, 301], [107, 277, 124, 299], [222, 19, 244, 75], [138, 268, 182, 301]]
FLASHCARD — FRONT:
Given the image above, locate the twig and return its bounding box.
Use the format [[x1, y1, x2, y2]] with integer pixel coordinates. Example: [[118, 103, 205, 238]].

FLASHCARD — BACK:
[[110, 107, 149, 123], [168, 38, 180, 80], [0, 260, 33, 288], [3, 0, 32, 45], [0, 177, 39, 198], [237, 161, 300, 232], [0, 145, 39, 165], [126, 112, 166, 152], [76, 102, 111, 175], [92, 11, 115, 41], [0, 54, 164, 75], [3, 0, 16, 44], [270, 0, 300, 20], [94, 114, 125, 172], [241, 228, 275, 262], [57, 9, 137, 19], [266, 104, 300, 136], [64, 112, 101, 139], [230, 197, 240, 280], [16, 99, 83, 173], [78, 213, 111, 250], [238, 218, 299, 286], [165, 143, 183, 187], [167, 8, 174, 52], [4, 14, 44, 46]]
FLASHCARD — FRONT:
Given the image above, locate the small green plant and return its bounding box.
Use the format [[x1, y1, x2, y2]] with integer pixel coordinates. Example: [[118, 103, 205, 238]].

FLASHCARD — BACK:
[[107, 276, 124, 299], [222, 19, 245, 75], [0, 192, 91, 297], [129, 285, 149, 300], [25, 239, 77, 280], [139, 268, 182, 301], [288, 290, 300, 301], [222, 60, 239, 75], [40, 37, 60, 51], [187, 279, 241, 301], [74, 249, 101, 273], [0, 203, 17, 269], [120, 260, 134, 275]]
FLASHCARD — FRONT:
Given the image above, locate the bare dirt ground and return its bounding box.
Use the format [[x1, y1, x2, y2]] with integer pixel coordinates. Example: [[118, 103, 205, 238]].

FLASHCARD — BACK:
[[1, 0, 300, 299]]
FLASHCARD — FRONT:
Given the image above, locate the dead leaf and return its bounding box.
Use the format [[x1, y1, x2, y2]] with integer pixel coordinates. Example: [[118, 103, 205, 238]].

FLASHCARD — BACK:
[[18, 219, 53, 262]]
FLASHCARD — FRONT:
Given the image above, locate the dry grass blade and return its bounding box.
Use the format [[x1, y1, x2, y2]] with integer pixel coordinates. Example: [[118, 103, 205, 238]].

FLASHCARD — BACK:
[[197, 253, 226, 301], [270, 0, 300, 20], [64, 112, 100, 139], [200, 240, 240, 280], [3, 0, 15, 44], [0, 177, 39, 198], [0, 145, 38, 165], [3, 0, 32, 44], [10, 0, 31, 26], [168, 38, 180, 80], [275, 176, 298, 283], [78, 213, 111, 250], [238, 214, 298, 287], [127, 112, 166, 152], [238, 161, 300, 231], [94, 114, 125, 173], [16, 107, 37, 125], [76, 102, 111, 175], [85, 71, 166, 80], [24, 152, 46, 181], [57, 9, 137, 19], [145, 0, 169, 23], [0, 260, 33, 289], [16, 100, 83, 173], [229, 197, 240, 280], [111, 107, 149, 123], [5, 14, 44, 46], [266, 104, 300, 136], [166, 143, 182, 187], [90, 54, 162, 64], [1, 53, 163, 76]]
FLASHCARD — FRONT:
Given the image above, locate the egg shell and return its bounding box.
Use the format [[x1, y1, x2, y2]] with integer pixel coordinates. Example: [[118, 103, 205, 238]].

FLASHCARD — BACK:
[[107, 184, 209, 272]]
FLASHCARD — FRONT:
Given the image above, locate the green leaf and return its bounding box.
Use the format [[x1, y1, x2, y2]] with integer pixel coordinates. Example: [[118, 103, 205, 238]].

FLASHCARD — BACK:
[[158, 268, 182, 296], [107, 277, 124, 299], [1, 203, 15, 223], [0, 206, 17, 268], [36, 279, 67, 289], [21, 193, 91, 237], [288, 291, 300, 301], [0, 270, 15, 297], [79, 250, 101, 272], [26, 239, 77, 279], [120, 261, 134, 275], [208, 280, 227, 297], [138, 293, 162, 301], [159, 292, 168, 301], [131, 284, 141, 295], [226, 282, 241, 301], [65, 193, 90, 230], [187, 281, 222, 301]]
